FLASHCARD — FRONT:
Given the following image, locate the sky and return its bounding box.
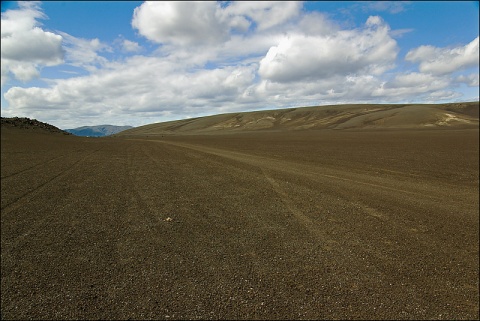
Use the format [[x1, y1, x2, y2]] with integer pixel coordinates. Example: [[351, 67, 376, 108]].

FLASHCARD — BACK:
[[1, 1, 479, 129]]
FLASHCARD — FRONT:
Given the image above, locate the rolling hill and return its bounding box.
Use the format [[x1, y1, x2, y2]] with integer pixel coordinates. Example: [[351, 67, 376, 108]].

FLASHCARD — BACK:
[[115, 102, 479, 136]]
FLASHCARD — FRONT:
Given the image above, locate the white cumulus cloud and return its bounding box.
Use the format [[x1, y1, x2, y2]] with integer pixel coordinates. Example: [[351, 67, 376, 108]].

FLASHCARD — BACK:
[[456, 74, 479, 87], [122, 39, 142, 53], [1, 1, 64, 86], [132, 1, 229, 46], [221, 1, 303, 31], [405, 37, 479, 75], [363, 1, 411, 14], [59, 32, 111, 72], [374, 72, 451, 98], [131, 1, 303, 47], [258, 16, 398, 83], [3, 55, 259, 127]]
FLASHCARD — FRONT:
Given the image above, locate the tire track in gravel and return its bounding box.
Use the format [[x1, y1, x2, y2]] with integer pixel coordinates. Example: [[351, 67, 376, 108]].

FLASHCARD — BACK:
[[121, 140, 342, 319], [142, 140, 417, 258], [261, 167, 331, 229], [260, 167, 339, 251], [132, 139, 478, 251], [110, 142, 164, 267], [1, 155, 67, 179], [237, 143, 479, 319], [142, 139, 460, 206], [146, 138, 479, 269], [135, 138, 479, 235], [131, 141, 257, 225], [0, 148, 102, 213], [125, 143, 167, 229], [256, 152, 435, 317]]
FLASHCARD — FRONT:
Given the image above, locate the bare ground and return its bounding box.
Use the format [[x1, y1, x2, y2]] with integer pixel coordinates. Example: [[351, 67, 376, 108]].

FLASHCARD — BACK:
[[1, 127, 479, 320]]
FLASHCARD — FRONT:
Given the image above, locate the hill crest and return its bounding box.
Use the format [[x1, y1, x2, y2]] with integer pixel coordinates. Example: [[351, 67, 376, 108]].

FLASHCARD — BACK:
[[116, 102, 479, 136]]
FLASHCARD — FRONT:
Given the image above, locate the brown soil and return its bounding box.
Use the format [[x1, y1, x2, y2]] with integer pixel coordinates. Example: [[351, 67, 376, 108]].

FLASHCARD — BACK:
[[1, 125, 479, 320]]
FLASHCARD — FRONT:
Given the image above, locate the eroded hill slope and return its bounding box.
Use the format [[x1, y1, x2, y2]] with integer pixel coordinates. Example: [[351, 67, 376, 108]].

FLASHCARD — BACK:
[[116, 102, 479, 136]]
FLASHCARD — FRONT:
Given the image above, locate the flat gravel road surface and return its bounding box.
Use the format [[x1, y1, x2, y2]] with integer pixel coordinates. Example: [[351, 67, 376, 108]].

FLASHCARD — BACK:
[[1, 128, 478, 320]]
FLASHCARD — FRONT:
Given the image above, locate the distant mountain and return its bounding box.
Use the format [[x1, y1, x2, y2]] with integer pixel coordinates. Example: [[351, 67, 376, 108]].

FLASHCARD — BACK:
[[115, 102, 479, 136], [65, 125, 133, 137]]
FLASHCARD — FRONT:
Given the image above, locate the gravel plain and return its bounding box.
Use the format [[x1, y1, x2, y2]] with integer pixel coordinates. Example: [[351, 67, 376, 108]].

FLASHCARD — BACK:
[[1, 126, 479, 320]]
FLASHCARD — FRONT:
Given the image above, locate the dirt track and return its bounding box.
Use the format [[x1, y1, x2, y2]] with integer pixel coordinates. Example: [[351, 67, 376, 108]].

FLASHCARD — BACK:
[[1, 127, 479, 320]]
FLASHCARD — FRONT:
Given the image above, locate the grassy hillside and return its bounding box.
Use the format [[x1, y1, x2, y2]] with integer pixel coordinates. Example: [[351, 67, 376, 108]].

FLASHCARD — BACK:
[[116, 102, 479, 136]]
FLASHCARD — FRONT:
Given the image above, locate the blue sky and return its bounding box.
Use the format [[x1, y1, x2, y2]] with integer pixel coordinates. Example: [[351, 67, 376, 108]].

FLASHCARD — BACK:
[[1, 1, 478, 129]]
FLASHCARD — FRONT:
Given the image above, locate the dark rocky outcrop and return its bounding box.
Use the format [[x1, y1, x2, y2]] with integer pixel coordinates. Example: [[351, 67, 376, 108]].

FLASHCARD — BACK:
[[1, 117, 71, 135]]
